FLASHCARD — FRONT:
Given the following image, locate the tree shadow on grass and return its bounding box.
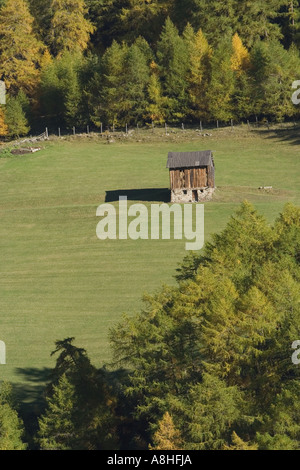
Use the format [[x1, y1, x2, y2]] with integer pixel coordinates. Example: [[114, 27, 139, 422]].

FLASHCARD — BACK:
[[105, 188, 171, 203], [252, 125, 300, 146], [11, 366, 130, 448], [12, 367, 52, 447]]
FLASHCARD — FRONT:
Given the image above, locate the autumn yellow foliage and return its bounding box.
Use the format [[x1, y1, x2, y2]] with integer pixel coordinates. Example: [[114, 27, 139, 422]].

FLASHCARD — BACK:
[[231, 33, 251, 75], [0, 107, 8, 137], [0, 0, 45, 95], [224, 432, 258, 450], [150, 412, 183, 451]]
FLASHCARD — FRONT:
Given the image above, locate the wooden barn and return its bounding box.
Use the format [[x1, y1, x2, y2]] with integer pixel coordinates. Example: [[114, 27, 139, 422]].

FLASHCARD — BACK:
[[167, 150, 215, 203]]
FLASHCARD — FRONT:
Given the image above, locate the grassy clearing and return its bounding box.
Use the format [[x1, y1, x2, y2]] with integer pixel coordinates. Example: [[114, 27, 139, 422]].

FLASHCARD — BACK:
[[0, 125, 299, 402]]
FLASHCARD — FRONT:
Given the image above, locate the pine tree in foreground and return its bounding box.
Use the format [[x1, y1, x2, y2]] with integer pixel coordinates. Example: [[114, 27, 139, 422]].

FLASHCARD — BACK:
[[38, 374, 77, 450], [0, 383, 26, 450], [37, 338, 119, 450]]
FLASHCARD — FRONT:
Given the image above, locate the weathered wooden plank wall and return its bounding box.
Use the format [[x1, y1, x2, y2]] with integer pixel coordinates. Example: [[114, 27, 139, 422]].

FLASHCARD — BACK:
[[207, 165, 215, 188], [170, 167, 211, 190]]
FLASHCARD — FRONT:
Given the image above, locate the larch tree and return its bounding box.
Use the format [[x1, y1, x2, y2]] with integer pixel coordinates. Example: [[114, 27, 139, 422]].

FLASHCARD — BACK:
[[0, 0, 45, 96], [85, 0, 124, 50], [145, 61, 169, 124], [182, 375, 244, 450], [230, 33, 253, 119], [99, 40, 129, 126], [0, 107, 8, 137], [99, 38, 151, 126], [50, 0, 95, 56], [231, 33, 251, 75], [27, 0, 53, 43], [0, 383, 26, 451], [156, 18, 189, 120], [40, 51, 86, 127], [206, 37, 235, 122], [119, 0, 171, 44], [250, 39, 300, 121], [38, 338, 119, 450], [279, 0, 300, 46], [224, 432, 258, 450], [191, 0, 237, 46], [4, 93, 30, 138], [40, 49, 53, 70], [150, 412, 183, 451], [120, 42, 150, 125], [38, 373, 78, 450], [183, 24, 212, 120], [169, 0, 195, 32], [110, 201, 300, 449], [235, 0, 288, 47]]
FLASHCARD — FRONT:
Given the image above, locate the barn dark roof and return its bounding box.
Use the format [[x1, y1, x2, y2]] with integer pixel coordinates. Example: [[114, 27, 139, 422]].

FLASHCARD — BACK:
[[167, 151, 214, 169]]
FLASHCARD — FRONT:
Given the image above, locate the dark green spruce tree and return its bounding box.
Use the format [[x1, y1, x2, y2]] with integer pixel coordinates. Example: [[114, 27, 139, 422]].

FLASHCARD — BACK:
[[156, 17, 189, 121], [37, 338, 119, 450]]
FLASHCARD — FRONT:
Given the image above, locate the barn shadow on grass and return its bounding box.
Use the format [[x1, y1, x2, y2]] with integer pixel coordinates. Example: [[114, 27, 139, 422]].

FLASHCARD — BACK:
[[105, 188, 170, 203]]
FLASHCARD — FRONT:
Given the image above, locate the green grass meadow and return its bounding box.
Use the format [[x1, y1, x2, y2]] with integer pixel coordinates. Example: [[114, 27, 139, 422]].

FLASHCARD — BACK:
[[0, 125, 300, 403]]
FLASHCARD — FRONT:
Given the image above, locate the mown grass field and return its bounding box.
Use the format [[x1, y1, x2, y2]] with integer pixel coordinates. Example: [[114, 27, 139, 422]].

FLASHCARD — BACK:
[[0, 125, 300, 404]]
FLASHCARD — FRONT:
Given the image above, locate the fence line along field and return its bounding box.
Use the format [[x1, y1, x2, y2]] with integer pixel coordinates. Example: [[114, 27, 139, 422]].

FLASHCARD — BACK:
[[0, 125, 299, 400]]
